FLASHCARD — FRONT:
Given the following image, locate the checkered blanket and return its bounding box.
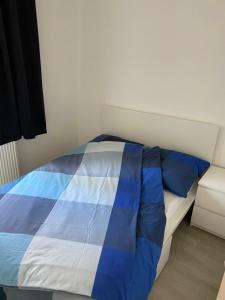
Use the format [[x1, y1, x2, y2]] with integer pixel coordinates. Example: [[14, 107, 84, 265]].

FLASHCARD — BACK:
[[0, 142, 165, 300]]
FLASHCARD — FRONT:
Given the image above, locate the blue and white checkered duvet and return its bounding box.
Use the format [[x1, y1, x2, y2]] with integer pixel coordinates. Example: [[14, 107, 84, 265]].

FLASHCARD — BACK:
[[0, 142, 166, 300]]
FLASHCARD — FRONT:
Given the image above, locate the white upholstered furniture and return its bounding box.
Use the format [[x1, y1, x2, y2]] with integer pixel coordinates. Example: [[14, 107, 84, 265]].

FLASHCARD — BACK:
[[191, 166, 225, 239]]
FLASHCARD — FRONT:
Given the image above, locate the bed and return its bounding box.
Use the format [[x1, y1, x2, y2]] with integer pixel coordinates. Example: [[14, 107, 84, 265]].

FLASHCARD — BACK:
[[1, 105, 219, 300]]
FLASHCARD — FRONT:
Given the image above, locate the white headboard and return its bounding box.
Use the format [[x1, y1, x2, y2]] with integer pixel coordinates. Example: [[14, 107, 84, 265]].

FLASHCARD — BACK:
[[101, 105, 219, 162]]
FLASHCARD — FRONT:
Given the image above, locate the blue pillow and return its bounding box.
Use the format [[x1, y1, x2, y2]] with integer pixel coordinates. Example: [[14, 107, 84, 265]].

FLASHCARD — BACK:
[[160, 149, 209, 197], [92, 135, 210, 197]]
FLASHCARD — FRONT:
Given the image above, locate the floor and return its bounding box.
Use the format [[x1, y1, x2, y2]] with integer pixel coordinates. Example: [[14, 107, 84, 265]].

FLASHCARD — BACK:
[[149, 219, 225, 300]]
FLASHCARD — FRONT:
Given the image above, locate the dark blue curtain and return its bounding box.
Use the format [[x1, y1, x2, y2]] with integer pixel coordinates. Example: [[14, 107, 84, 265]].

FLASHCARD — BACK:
[[0, 0, 46, 146]]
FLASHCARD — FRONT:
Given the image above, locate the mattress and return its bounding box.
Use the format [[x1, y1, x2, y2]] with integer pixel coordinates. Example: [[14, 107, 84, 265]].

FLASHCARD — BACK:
[[163, 183, 197, 243]]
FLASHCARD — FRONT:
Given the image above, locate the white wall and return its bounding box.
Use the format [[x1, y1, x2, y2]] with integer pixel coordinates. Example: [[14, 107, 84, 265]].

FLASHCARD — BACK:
[[79, 0, 225, 167], [17, 0, 80, 174]]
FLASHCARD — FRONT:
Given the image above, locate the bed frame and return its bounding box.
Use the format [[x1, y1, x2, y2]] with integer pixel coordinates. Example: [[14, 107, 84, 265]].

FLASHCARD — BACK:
[[100, 104, 220, 277]]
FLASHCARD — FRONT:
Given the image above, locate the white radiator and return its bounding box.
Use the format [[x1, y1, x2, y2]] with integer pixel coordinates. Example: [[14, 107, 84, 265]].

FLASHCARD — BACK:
[[0, 142, 20, 185]]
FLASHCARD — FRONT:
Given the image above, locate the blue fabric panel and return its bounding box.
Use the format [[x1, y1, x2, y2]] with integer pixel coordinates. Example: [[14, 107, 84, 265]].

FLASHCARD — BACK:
[[139, 147, 166, 248], [76, 152, 123, 177], [92, 238, 161, 300], [104, 208, 137, 252], [142, 168, 164, 204], [129, 238, 161, 299], [92, 247, 135, 300], [8, 171, 73, 200], [137, 204, 166, 247], [142, 147, 159, 168], [89, 138, 165, 299], [0, 195, 55, 235], [113, 178, 141, 209], [142, 147, 164, 205], [92, 143, 144, 298], [0, 233, 33, 286], [38, 154, 84, 175], [59, 175, 118, 206], [0, 176, 25, 199], [113, 143, 142, 209], [36, 201, 112, 245]]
